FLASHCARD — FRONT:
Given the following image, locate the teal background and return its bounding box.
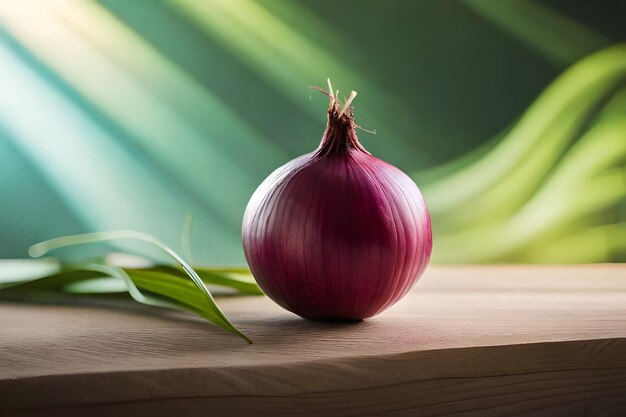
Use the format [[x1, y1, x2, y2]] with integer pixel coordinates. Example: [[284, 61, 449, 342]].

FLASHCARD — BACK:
[[0, 1, 625, 264]]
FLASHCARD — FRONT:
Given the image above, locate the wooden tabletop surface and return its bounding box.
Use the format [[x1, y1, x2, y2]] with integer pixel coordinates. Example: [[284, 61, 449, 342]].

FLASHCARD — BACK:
[[1, 265, 625, 416]]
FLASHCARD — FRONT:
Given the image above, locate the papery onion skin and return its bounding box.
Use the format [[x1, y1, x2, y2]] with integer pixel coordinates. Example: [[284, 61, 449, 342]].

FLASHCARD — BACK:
[[242, 91, 432, 320]]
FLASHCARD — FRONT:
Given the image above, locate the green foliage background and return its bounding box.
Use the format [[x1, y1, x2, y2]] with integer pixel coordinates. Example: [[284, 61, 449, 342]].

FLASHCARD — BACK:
[[0, 0, 624, 264]]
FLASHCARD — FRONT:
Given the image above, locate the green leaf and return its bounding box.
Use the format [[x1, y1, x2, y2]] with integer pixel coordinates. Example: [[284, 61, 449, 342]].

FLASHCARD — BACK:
[[65, 265, 260, 327], [146, 265, 263, 295], [124, 268, 242, 326], [0, 261, 256, 330], [28, 231, 251, 343]]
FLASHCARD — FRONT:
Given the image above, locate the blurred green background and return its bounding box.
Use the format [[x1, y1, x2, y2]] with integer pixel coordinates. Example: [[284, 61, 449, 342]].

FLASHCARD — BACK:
[[0, 0, 624, 264]]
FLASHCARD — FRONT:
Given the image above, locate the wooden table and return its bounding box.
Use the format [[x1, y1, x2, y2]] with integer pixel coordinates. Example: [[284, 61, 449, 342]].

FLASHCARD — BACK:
[[1, 265, 625, 416]]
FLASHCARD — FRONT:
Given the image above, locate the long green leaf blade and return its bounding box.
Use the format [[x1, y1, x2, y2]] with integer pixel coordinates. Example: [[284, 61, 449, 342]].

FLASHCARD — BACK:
[[147, 265, 263, 295], [28, 231, 251, 343]]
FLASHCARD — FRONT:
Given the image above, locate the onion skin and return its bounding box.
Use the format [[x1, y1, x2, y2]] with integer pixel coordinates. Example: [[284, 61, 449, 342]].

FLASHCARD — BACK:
[[242, 96, 432, 320]]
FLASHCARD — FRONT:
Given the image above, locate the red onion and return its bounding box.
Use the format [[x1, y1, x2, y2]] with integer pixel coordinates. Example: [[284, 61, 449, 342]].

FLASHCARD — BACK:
[[242, 81, 432, 320]]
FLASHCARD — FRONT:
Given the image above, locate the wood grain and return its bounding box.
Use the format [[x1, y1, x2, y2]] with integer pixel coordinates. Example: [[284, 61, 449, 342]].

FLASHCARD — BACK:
[[1, 265, 625, 416]]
